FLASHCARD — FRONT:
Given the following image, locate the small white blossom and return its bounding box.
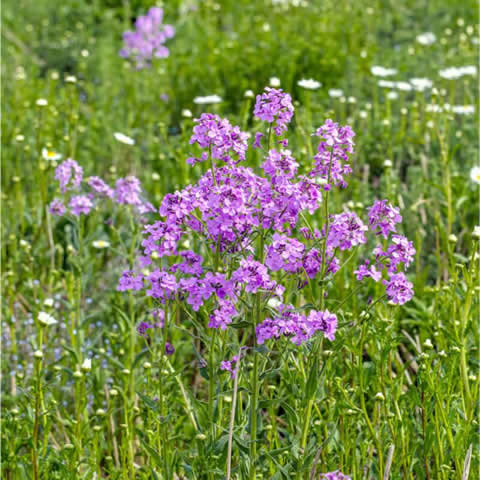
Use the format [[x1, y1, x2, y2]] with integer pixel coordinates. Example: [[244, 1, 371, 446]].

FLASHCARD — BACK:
[[472, 226, 480, 239], [410, 78, 433, 91], [470, 166, 480, 184], [328, 89, 343, 98], [81, 358, 92, 371], [92, 240, 110, 249], [423, 338, 434, 349], [38, 311, 58, 327], [193, 95, 222, 104], [416, 32, 437, 45], [181, 109, 193, 118], [113, 132, 135, 145], [297, 78, 322, 90], [387, 91, 398, 100], [65, 75, 77, 83], [269, 77, 281, 87], [36, 98, 48, 106], [42, 148, 62, 161], [43, 298, 54, 307], [244, 89, 254, 98], [371, 66, 397, 77]]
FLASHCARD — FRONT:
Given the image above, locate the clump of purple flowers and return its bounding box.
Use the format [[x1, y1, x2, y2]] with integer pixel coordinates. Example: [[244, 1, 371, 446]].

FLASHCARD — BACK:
[[254, 87, 294, 136], [120, 7, 175, 69], [116, 85, 415, 352], [320, 471, 351, 480], [187, 113, 249, 166], [49, 159, 154, 220]]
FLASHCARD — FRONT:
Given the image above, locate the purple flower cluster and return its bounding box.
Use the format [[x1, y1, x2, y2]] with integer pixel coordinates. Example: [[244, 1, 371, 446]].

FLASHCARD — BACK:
[[354, 203, 415, 304], [120, 7, 175, 69], [55, 158, 83, 194], [49, 159, 153, 220], [312, 119, 355, 189], [256, 304, 338, 345], [220, 354, 240, 378], [368, 200, 402, 238], [320, 471, 351, 480], [254, 87, 294, 136], [115, 86, 414, 351], [187, 113, 249, 166]]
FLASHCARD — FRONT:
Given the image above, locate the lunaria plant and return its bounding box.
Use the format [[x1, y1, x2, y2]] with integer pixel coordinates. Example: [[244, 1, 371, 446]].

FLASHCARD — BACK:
[[113, 86, 415, 478]]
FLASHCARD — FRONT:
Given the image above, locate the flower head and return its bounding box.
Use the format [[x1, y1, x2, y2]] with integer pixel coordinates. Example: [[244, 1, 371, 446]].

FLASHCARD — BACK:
[[384, 272, 414, 304], [55, 159, 83, 194], [49, 199, 66, 216], [42, 148, 62, 162], [368, 200, 402, 238], [254, 87, 294, 136], [120, 7, 175, 69], [113, 132, 135, 145], [297, 78, 322, 90], [69, 195, 93, 216]]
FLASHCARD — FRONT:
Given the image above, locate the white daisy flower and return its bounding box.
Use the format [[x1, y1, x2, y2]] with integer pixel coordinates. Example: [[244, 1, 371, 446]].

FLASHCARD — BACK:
[[36, 98, 48, 106], [269, 77, 281, 87], [387, 91, 398, 100], [470, 166, 480, 184], [81, 358, 92, 372], [38, 311, 58, 327], [113, 132, 135, 145], [378, 80, 396, 88], [451, 105, 475, 115], [43, 298, 54, 307], [65, 75, 77, 83], [42, 148, 62, 161], [371, 66, 397, 77], [193, 95, 222, 104], [439, 65, 477, 79], [410, 78, 433, 91], [92, 240, 110, 249], [244, 90, 254, 98], [416, 32, 437, 45], [181, 109, 193, 118], [328, 89, 343, 98], [297, 78, 322, 90], [395, 81, 413, 91]]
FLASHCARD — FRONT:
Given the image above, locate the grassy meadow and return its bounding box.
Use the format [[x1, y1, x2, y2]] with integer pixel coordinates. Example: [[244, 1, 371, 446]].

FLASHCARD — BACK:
[[1, 1, 479, 479]]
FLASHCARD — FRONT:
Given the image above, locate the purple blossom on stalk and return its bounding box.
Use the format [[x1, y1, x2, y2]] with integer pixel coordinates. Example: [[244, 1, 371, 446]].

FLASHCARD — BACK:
[[354, 260, 382, 282], [137, 321, 154, 336], [88, 176, 114, 198], [220, 354, 240, 378], [120, 7, 175, 69], [262, 149, 299, 182], [320, 471, 351, 480], [209, 299, 238, 330], [114, 176, 142, 205], [55, 159, 83, 194], [327, 211, 367, 251], [265, 233, 305, 273], [384, 272, 414, 305], [49, 198, 66, 216], [253, 132, 264, 149], [165, 342, 175, 355], [384, 234, 416, 272], [254, 87, 294, 136], [69, 195, 93, 216], [311, 119, 355, 189], [232, 256, 278, 293], [187, 113, 249, 165], [117, 270, 144, 291], [368, 200, 402, 238], [256, 304, 337, 345], [146, 269, 178, 302], [170, 250, 203, 276]]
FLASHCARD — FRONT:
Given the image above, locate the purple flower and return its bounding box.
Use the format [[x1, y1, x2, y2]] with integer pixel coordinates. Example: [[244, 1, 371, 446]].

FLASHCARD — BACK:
[[209, 299, 238, 330], [69, 195, 93, 216], [320, 471, 351, 480], [49, 198, 66, 216], [146, 269, 178, 302], [327, 211, 367, 251], [262, 149, 299, 182], [114, 176, 142, 205], [384, 272, 414, 304], [120, 7, 175, 69], [311, 119, 355, 189], [354, 260, 382, 282], [368, 200, 402, 238], [165, 342, 175, 355], [385, 234, 416, 272], [117, 270, 144, 291], [253, 132, 264, 149], [88, 176, 114, 198], [55, 159, 83, 194], [254, 87, 294, 136], [187, 113, 249, 165], [302, 248, 322, 279], [232, 256, 278, 293], [220, 354, 240, 378], [137, 321, 154, 336], [265, 233, 305, 273]]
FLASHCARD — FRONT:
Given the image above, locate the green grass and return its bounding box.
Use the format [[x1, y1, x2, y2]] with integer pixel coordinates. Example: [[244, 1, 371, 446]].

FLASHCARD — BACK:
[[1, 1, 479, 479]]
